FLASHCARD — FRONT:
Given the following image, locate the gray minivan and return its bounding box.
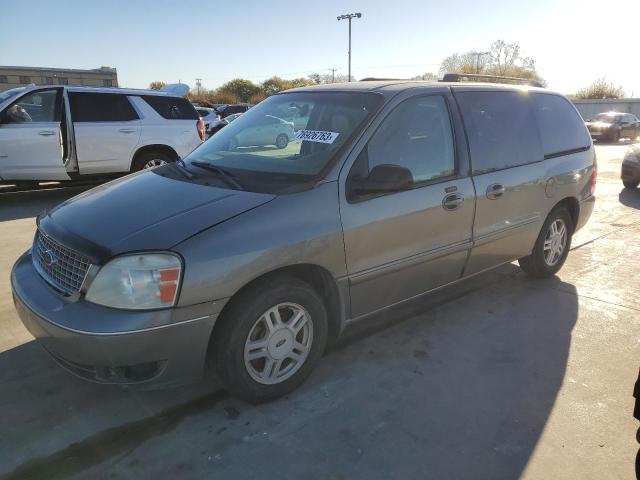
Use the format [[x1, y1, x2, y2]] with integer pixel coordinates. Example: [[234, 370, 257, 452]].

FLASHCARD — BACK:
[[11, 80, 596, 402]]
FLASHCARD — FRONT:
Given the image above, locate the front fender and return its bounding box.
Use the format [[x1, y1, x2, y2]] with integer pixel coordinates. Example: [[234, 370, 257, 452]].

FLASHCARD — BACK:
[[173, 181, 346, 307]]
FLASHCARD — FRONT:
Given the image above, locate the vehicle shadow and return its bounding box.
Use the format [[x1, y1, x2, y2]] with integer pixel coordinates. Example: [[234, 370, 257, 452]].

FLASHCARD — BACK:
[[619, 187, 640, 209], [0, 187, 92, 222], [0, 265, 579, 479], [304, 267, 579, 479]]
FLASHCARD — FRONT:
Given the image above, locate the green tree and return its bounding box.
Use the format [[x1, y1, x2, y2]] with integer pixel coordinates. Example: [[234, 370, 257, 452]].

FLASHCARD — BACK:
[[570, 78, 625, 99], [218, 78, 261, 103], [149, 81, 166, 90]]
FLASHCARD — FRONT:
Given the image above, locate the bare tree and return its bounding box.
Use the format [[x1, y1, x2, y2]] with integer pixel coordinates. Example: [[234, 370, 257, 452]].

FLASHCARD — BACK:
[[410, 72, 439, 81], [439, 40, 545, 86], [570, 78, 625, 99], [149, 81, 166, 90]]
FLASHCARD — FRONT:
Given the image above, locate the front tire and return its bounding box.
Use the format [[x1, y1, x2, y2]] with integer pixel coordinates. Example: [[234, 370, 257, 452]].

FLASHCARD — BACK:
[[518, 207, 573, 278], [211, 275, 328, 403], [131, 151, 172, 172]]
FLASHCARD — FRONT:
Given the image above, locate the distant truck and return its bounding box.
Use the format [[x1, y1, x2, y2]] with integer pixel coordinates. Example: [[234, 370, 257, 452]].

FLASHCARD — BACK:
[[0, 84, 204, 185]]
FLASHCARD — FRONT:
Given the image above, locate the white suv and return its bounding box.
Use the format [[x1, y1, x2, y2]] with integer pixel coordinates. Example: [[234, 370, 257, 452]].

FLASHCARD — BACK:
[[0, 85, 204, 183]]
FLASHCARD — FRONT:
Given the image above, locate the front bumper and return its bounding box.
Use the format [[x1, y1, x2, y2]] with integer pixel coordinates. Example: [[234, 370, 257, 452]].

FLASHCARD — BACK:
[[11, 251, 219, 388]]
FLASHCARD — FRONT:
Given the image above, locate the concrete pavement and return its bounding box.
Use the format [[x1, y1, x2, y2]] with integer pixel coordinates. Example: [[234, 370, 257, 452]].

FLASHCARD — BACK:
[[0, 144, 638, 479]]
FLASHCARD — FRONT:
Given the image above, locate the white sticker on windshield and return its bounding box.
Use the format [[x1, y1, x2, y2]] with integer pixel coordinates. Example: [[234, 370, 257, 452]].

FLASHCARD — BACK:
[[293, 130, 340, 144]]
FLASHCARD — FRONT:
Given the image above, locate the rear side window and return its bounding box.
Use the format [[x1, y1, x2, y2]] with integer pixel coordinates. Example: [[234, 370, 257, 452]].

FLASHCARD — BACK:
[[456, 91, 542, 174], [69, 92, 139, 122], [531, 93, 590, 158], [141, 95, 199, 120]]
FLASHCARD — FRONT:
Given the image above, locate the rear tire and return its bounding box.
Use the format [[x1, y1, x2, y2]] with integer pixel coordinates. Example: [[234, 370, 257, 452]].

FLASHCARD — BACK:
[[211, 275, 328, 403], [610, 130, 620, 143], [276, 134, 289, 149], [131, 151, 173, 172], [623, 179, 639, 189], [518, 206, 573, 278]]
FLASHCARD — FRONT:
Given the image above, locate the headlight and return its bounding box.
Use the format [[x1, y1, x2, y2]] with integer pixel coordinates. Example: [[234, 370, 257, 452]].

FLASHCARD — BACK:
[[85, 253, 182, 310]]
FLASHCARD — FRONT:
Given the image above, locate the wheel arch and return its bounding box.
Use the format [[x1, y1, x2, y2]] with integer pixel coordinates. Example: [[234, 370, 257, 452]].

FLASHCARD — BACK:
[[130, 144, 179, 171], [553, 196, 579, 232], [210, 263, 346, 347]]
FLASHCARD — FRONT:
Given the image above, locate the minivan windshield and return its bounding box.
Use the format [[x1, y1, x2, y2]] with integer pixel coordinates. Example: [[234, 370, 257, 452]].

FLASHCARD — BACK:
[[185, 91, 383, 190]]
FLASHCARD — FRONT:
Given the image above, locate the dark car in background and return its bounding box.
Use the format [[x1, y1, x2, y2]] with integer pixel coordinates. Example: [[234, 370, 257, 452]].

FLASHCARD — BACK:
[[585, 112, 640, 143], [216, 103, 252, 118]]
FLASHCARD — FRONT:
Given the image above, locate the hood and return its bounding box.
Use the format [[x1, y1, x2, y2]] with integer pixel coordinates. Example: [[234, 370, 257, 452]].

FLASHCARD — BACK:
[[39, 169, 275, 262]]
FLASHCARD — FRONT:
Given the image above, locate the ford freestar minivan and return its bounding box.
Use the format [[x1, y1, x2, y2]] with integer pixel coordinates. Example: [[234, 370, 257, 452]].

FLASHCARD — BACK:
[[11, 80, 596, 402]]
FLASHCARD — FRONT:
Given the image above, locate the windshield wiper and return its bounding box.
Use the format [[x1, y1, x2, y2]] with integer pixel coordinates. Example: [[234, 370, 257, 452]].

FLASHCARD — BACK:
[[191, 161, 244, 190]]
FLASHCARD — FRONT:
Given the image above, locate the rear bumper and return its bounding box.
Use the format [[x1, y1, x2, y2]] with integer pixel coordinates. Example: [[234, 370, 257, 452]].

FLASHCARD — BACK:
[[11, 251, 218, 388], [575, 195, 595, 232]]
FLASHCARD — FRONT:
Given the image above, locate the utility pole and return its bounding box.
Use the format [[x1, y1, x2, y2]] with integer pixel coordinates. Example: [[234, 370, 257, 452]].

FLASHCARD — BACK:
[[472, 51, 490, 74], [329, 68, 338, 83], [337, 13, 362, 82], [195, 78, 202, 96]]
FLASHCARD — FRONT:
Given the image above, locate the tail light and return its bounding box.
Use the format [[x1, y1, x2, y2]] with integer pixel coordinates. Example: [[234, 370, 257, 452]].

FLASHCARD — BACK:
[[197, 118, 205, 141], [589, 162, 597, 196]]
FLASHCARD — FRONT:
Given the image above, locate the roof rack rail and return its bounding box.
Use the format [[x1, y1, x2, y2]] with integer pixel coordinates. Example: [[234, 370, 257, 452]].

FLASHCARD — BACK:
[[441, 73, 543, 88], [359, 77, 405, 81]]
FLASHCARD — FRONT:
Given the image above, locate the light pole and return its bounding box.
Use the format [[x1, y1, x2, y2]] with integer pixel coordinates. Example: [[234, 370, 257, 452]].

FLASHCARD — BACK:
[[472, 51, 490, 74], [337, 13, 362, 82]]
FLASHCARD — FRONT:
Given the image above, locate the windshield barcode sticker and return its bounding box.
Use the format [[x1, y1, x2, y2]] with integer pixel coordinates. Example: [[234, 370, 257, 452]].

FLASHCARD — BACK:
[[293, 130, 340, 144]]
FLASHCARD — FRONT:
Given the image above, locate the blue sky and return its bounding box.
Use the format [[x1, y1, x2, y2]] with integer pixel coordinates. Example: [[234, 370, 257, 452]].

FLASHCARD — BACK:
[[1, 0, 638, 96]]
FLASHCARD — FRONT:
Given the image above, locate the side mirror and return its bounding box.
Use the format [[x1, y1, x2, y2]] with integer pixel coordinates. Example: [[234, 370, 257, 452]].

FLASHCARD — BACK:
[[351, 164, 414, 196]]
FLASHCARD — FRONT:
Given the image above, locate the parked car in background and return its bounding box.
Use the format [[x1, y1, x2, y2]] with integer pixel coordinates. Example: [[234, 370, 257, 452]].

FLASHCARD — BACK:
[[207, 112, 243, 138], [622, 144, 640, 188], [0, 85, 204, 184], [216, 103, 252, 118], [11, 80, 596, 403], [228, 114, 293, 149], [585, 112, 640, 143]]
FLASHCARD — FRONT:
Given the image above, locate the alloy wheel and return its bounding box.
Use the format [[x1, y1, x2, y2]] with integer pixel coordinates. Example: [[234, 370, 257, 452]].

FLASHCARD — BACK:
[[543, 219, 567, 266], [244, 303, 313, 385], [143, 159, 167, 169]]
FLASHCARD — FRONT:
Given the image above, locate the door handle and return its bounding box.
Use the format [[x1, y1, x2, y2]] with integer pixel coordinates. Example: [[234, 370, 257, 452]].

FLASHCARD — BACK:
[[38, 130, 56, 136], [118, 128, 137, 134], [486, 183, 506, 199], [442, 193, 464, 211]]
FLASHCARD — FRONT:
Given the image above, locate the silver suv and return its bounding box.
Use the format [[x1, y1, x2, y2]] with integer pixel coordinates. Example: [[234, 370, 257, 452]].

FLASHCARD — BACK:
[[11, 81, 596, 402]]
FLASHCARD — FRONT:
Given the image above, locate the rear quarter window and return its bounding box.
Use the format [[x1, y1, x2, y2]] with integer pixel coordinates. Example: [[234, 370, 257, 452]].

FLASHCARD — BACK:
[[531, 93, 591, 158], [69, 92, 139, 122], [455, 90, 542, 174], [141, 95, 199, 120]]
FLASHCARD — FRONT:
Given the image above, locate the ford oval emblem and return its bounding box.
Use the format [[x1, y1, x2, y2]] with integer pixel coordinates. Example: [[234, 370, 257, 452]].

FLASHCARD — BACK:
[[43, 250, 58, 267]]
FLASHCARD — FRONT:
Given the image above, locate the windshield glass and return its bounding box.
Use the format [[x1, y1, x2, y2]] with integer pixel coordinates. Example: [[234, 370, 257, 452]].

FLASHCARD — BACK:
[[185, 92, 382, 186], [0, 87, 26, 104], [590, 113, 620, 123]]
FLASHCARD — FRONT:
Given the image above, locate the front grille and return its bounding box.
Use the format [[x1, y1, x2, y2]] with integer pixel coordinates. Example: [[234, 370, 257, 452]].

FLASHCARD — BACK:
[[32, 230, 91, 294]]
